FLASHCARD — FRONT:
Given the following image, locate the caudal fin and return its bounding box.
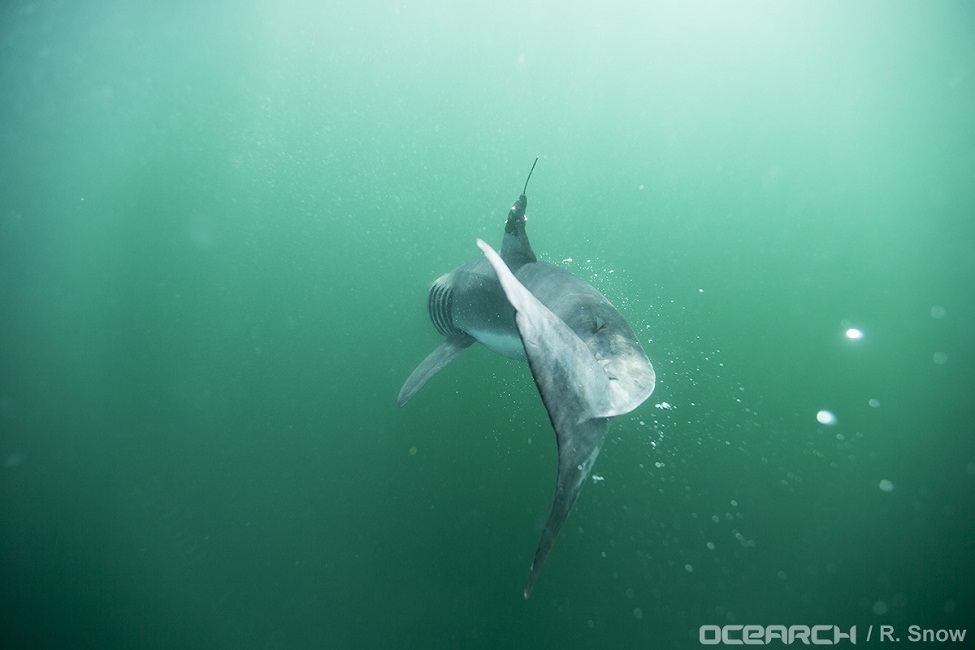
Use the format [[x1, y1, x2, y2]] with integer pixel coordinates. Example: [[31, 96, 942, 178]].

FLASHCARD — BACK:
[[476, 239, 614, 597]]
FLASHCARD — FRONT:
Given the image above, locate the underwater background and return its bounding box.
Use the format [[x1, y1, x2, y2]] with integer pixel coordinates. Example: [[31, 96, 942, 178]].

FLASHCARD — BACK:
[[1, 0, 973, 647]]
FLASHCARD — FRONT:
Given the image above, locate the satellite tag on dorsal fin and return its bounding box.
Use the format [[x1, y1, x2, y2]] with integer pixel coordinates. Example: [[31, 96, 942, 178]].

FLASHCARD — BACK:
[[500, 157, 540, 270]]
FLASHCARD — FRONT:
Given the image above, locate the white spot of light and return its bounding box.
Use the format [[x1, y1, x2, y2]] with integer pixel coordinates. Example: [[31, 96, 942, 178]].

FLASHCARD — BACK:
[[816, 410, 837, 425]]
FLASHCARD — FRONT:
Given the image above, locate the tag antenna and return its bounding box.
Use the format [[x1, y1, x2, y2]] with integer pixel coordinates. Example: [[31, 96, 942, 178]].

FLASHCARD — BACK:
[[523, 157, 539, 194]]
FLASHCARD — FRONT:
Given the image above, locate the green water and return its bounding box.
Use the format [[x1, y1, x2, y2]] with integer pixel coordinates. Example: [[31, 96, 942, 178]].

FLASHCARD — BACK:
[[1, 1, 972, 647]]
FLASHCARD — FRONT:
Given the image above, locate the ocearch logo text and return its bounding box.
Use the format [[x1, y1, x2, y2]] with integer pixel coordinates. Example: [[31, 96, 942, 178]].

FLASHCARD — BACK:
[[699, 625, 857, 645]]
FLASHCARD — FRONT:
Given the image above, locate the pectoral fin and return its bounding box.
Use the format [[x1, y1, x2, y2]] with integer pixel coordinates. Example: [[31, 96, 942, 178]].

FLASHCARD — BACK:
[[397, 332, 475, 407]]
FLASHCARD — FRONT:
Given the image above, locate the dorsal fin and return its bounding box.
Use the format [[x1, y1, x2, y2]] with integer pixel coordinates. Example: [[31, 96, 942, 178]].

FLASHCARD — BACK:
[[499, 158, 539, 270]]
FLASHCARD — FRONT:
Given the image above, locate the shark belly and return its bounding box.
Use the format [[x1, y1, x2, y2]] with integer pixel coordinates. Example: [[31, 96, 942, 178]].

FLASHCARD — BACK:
[[466, 326, 526, 360], [444, 258, 528, 360]]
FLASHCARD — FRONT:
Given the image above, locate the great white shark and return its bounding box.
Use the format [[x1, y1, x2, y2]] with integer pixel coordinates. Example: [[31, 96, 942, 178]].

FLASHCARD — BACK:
[[398, 159, 655, 597]]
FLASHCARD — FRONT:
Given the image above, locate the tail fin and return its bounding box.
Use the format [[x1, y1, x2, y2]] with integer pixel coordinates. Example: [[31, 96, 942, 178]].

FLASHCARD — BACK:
[[476, 239, 613, 597]]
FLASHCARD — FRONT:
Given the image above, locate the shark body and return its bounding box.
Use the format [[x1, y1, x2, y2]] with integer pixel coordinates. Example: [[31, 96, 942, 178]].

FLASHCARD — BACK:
[[399, 161, 655, 597]]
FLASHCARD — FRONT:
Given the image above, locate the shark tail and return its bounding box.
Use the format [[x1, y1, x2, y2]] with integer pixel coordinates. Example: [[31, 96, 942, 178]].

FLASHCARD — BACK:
[[476, 238, 615, 598]]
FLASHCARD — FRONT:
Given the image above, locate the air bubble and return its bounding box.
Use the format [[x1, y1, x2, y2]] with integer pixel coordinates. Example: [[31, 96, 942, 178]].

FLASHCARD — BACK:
[[816, 410, 837, 425]]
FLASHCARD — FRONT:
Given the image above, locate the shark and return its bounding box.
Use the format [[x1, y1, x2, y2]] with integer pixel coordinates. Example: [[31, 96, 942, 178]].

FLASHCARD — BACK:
[[398, 159, 655, 598]]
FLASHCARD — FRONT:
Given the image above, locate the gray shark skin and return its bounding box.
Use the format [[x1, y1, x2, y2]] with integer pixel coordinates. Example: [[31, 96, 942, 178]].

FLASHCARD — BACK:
[[398, 163, 655, 598]]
